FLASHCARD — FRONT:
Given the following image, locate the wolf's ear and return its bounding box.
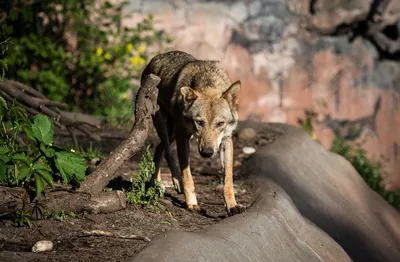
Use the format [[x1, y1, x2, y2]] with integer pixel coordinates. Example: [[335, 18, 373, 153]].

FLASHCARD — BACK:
[[180, 87, 198, 103], [222, 80, 241, 117]]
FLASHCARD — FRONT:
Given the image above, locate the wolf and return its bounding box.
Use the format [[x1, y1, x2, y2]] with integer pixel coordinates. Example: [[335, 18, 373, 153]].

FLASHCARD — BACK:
[[140, 50, 244, 216]]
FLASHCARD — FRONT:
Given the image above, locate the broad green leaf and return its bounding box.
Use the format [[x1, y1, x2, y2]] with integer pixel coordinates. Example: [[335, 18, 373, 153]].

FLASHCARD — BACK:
[[0, 154, 10, 163], [31, 115, 53, 145], [36, 169, 54, 188], [17, 166, 30, 181], [12, 153, 31, 166], [54, 151, 87, 184], [0, 146, 10, 155], [22, 125, 35, 141], [34, 173, 45, 197], [40, 143, 55, 158], [33, 163, 52, 171]]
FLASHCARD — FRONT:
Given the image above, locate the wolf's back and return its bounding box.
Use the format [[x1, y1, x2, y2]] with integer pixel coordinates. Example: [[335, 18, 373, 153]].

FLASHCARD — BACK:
[[141, 50, 196, 91]]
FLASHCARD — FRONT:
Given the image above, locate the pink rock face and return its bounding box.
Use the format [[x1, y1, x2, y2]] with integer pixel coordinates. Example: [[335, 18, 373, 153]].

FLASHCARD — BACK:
[[123, 0, 400, 190]]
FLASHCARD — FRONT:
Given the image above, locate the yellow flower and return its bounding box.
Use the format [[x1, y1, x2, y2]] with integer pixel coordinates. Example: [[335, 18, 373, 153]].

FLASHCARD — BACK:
[[49, 142, 53, 146], [311, 133, 317, 140], [120, 91, 130, 100], [104, 52, 112, 60], [70, 149, 76, 153], [126, 43, 133, 52], [130, 55, 146, 67], [96, 47, 104, 56], [138, 44, 146, 54]]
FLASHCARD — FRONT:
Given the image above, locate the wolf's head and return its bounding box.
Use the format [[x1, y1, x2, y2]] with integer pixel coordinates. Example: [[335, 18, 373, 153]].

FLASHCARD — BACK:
[[180, 81, 240, 158]]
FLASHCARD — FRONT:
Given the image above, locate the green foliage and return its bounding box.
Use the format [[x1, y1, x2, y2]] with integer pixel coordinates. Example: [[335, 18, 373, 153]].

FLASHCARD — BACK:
[[0, 38, 10, 80], [14, 211, 33, 228], [78, 142, 105, 161], [1, 0, 172, 118], [299, 110, 400, 209], [127, 146, 164, 207], [298, 109, 317, 135], [0, 100, 88, 196], [331, 137, 400, 209]]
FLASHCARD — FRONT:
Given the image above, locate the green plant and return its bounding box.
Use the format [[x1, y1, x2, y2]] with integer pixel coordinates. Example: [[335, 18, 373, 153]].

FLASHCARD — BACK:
[[1, 0, 172, 118], [79, 142, 105, 161], [0, 38, 10, 80], [298, 109, 400, 209], [53, 210, 67, 221], [331, 137, 400, 209], [14, 211, 33, 228], [126, 145, 164, 207], [0, 98, 88, 196]]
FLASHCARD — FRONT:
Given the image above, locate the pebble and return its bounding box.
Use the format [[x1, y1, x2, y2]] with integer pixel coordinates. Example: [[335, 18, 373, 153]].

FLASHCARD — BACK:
[[238, 128, 257, 141], [32, 240, 53, 252], [242, 147, 256, 155]]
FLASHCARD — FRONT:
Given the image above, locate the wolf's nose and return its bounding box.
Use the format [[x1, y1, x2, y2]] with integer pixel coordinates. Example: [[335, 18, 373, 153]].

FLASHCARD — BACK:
[[200, 148, 214, 158]]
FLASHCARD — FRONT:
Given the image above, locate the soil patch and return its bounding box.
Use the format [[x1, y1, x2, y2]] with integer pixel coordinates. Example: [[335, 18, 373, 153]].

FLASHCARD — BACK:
[[0, 125, 279, 262]]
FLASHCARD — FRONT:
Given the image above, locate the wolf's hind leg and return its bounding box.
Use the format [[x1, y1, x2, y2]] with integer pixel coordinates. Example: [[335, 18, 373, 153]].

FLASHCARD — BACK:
[[151, 110, 182, 193]]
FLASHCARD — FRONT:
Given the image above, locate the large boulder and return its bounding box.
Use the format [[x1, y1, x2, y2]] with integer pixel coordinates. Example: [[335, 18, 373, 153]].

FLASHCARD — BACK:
[[131, 122, 400, 262]]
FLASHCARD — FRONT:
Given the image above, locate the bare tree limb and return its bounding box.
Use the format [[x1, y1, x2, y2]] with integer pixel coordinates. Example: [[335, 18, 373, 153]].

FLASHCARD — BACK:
[[8, 80, 47, 99], [0, 80, 100, 141], [32, 97, 68, 109], [78, 74, 160, 194]]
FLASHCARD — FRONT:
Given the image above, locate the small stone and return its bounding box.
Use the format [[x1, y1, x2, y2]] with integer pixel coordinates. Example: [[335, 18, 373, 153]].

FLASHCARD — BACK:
[[238, 128, 257, 141], [242, 147, 256, 155], [32, 240, 53, 252], [234, 160, 242, 168]]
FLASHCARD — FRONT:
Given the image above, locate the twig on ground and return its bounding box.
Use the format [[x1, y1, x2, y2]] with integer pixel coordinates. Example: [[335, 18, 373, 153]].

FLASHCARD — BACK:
[[80, 230, 151, 242]]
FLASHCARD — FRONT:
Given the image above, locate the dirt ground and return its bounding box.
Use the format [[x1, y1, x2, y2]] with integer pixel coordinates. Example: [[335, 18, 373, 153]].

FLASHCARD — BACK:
[[0, 125, 274, 262]]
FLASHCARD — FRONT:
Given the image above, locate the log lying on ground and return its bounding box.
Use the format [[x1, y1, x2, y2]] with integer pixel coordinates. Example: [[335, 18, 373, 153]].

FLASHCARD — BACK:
[[78, 74, 160, 194], [0, 186, 126, 216]]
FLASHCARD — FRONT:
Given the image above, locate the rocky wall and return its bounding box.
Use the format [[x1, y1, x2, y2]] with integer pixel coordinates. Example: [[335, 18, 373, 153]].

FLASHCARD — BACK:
[[123, 0, 400, 190]]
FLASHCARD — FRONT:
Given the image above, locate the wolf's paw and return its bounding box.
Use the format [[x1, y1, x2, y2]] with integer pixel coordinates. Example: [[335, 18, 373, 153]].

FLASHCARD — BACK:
[[186, 204, 206, 215], [172, 177, 183, 194], [227, 204, 245, 216]]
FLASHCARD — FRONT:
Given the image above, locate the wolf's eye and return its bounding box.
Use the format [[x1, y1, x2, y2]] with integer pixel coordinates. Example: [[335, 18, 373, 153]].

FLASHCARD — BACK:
[[195, 120, 205, 127], [216, 121, 225, 128]]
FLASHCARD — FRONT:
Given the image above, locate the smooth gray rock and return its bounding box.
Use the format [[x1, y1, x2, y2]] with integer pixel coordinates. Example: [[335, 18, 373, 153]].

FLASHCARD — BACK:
[[240, 121, 400, 262], [132, 179, 350, 262], [131, 122, 400, 262], [131, 122, 357, 262]]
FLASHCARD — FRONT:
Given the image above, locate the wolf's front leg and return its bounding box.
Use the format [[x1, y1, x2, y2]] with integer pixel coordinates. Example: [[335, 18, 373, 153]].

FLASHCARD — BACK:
[[176, 131, 200, 211], [220, 136, 245, 216]]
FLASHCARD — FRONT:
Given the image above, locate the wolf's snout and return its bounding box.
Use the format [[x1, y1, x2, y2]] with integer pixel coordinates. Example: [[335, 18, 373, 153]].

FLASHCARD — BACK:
[[200, 147, 214, 158]]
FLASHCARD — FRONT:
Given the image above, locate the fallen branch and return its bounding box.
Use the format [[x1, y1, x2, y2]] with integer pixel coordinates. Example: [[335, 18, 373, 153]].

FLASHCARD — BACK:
[[80, 230, 151, 242], [0, 80, 100, 142], [0, 186, 127, 217], [78, 74, 160, 194]]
